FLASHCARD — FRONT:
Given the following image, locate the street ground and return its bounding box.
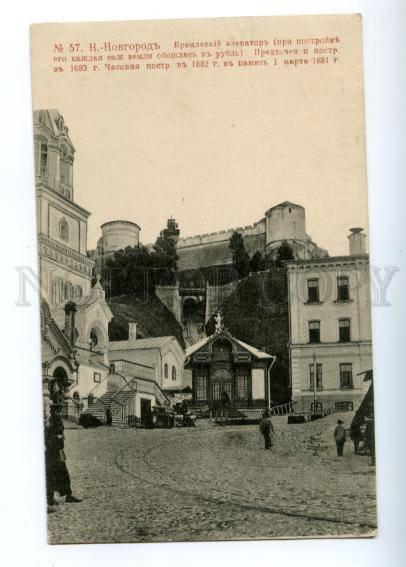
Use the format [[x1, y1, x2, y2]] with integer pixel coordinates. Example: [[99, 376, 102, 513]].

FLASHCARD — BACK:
[[48, 413, 377, 544]]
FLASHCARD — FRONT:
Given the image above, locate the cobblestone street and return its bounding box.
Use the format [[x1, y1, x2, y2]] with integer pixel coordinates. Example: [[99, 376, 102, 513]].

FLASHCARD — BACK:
[[48, 413, 377, 544]]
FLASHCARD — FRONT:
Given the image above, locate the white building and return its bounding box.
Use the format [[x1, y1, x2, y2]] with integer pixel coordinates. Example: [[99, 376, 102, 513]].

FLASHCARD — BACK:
[[109, 323, 185, 391], [287, 228, 373, 413]]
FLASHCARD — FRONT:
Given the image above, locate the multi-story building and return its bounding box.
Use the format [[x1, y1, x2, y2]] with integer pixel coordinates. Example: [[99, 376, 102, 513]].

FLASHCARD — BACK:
[[287, 228, 373, 413]]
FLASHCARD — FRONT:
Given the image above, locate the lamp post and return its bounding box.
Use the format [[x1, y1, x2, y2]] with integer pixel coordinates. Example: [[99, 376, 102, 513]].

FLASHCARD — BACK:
[[312, 349, 317, 413]]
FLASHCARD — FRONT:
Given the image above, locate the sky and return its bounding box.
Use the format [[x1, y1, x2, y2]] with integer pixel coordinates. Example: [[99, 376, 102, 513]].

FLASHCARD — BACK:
[[31, 15, 369, 256]]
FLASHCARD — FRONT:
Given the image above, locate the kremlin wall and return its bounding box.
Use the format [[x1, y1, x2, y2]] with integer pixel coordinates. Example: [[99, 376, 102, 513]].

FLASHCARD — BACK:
[[91, 201, 329, 273]]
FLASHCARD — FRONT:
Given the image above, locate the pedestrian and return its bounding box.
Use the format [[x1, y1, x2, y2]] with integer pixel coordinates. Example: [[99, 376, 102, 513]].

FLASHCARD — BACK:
[[364, 415, 375, 466], [105, 406, 112, 426], [349, 419, 363, 454], [45, 403, 82, 510], [221, 390, 230, 418], [259, 408, 275, 450], [333, 419, 347, 457]]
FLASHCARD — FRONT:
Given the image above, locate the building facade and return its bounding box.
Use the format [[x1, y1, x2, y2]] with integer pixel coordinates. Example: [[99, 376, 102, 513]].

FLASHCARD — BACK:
[[108, 325, 185, 391], [287, 228, 373, 413]]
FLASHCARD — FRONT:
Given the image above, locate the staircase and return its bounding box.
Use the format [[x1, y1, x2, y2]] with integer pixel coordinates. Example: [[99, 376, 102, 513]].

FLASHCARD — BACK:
[[83, 363, 171, 426]]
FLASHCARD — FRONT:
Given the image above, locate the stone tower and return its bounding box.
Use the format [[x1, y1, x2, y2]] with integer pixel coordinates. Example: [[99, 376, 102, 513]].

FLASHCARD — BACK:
[[265, 201, 308, 258]]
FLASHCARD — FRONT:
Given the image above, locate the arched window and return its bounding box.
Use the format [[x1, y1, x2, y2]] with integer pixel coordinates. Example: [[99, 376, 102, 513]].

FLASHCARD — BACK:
[[52, 277, 64, 305], [64, 281, 73, 300], [89, 328, 99, 350], [60, 146, 70, 187], [59, 217, 69, 241], [73, 285, 83, 298], [164, 363, 168, 380], [39, 141, 48, 176], [171, 366, 177, 381]]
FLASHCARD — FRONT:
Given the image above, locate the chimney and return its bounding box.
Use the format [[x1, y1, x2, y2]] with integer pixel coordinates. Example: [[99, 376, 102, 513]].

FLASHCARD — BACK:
[[348, 227, 366, 256], [128, 322, 137, 341], [64, 301, 77, 346]]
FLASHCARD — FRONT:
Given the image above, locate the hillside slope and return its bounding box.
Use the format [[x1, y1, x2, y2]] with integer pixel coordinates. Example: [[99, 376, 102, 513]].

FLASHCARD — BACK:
[[108, 294, 185, 349]]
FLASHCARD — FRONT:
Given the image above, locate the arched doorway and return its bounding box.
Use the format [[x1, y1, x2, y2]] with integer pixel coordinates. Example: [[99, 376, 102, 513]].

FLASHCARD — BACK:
[[211, 368, 233, 402], [50, 366, 69, 408], [183, 297, 198, 321]]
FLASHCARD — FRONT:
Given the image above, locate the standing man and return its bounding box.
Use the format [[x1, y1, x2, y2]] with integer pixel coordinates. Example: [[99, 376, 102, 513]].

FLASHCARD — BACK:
[[364, 414, 376, 466], [259, 408, 275, 450], [221, 390, 230, 418], [45, 403, 82, 509], [105, 406, 112, 426], [333, 419, 347, 457], [349, 419, 363, 454]]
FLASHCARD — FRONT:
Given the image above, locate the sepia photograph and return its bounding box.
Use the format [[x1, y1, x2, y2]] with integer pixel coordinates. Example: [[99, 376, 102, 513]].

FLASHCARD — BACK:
[[30, 14, 377, 545]]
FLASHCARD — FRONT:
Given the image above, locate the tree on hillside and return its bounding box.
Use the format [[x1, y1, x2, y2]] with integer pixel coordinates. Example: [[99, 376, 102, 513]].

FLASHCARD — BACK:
[[249, 250, 266, 273], [154, 223, 179, 282], [229, 231, 250, 278], [105, 245, 153, 297], [105, 225, 179, 297], [275, 240, 294, 267]]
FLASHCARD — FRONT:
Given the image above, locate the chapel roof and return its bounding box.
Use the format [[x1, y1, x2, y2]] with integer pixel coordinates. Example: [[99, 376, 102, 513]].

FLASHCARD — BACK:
[[185, 330, 274, 361]]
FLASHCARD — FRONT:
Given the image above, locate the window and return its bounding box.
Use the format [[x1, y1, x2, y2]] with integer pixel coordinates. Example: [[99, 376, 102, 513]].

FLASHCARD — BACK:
[[311, 401, 323, 411], [164, 363, 168, 380], [236, 375, 249, 400], [212, 381, 221, 400], [308, 321, 320, 343], [39, 141, 48, 176], [60, 148, 70, 186], [340, 363, 353, 389], [64, 281, 73, 300], [93, 372, 101, 383], [59, 217, 69, 241], [307, 279, 319, 303], [335, 401, 353, 412], [196, 376, 207, 401], [171, 366, 177, 381], [309, 363, 323, 390], [73, 285, 83, 299], [52, 277, 63, 305], [339, 319, 351, 342], [90, 329, 98, 350], [337, 276, 350, 301]]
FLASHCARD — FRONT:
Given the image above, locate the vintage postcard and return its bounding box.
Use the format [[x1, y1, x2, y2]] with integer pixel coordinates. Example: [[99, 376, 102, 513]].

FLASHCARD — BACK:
[[30, 14, 376, 544]]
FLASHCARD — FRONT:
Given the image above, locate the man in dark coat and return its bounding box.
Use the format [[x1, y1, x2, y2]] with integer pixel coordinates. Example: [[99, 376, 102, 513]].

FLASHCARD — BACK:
[[45, 403, 81, 507], [364, 415, 376, 466], [105, 406, 112, 426], [259, 409, 275, 450], [333, 419, 347, 457], [349, 419, 363, 454]]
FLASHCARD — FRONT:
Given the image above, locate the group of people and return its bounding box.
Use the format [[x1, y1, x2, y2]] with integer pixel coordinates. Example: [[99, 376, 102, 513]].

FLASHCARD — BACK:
[[259, 408, 375, 467], [334, 414, 375, 464]]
